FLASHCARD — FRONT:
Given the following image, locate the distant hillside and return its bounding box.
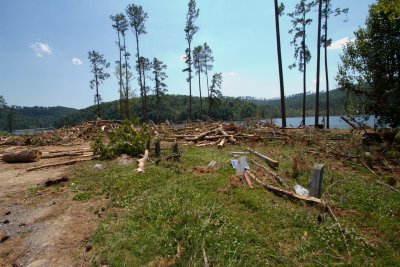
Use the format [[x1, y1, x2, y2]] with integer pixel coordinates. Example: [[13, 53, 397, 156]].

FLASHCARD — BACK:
[[0, 106, 76, 132], [0, 88, 352, 130]]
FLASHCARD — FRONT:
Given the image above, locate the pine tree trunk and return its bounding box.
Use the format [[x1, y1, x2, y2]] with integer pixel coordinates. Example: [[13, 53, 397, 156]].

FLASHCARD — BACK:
[[198, 63, 202, 117], [188, 41, 192, 120], [315, 0, 323, 128], [274, 0, 286, 127], [95, 73, 100, 118], [324, 0, 330, 129], [302, 31, 307, 126], [135, 32, 144, 121], [117, 31, 124, 120], [206, 67, 210, 115], [123, 33, 130, 119]]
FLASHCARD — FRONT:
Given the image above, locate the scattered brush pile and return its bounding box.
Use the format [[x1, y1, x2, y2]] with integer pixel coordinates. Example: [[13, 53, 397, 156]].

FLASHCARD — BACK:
[[0, 120, 122, 146], [92, 120, 151, 160]]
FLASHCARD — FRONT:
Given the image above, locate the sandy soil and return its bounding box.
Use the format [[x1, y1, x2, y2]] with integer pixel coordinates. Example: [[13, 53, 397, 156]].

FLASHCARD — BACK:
[[0, 144, 103, 267]]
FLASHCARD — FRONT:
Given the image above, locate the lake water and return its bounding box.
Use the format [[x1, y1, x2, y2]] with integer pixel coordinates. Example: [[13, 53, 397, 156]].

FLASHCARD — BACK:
[[271, 116, 376, 129]]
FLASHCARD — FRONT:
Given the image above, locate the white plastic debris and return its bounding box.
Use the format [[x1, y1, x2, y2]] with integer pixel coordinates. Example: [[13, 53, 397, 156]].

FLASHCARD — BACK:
[[294, 184, 309, 196]]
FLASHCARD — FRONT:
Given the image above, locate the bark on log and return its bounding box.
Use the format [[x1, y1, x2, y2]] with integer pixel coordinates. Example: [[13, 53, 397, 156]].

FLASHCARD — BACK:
[[247, 148, 279, 169], [2, 149, 42, 163], [136, 149, 149, 173]]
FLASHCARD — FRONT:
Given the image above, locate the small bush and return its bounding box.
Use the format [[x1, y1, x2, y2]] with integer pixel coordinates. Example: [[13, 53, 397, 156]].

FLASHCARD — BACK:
[[92, 120, 151, 160]]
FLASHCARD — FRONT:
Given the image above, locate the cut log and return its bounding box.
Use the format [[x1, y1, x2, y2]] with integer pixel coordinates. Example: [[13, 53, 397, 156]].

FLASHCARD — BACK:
[[136, 149, 149, 173], [217, 128, 237, 143], [42, 176, 70, 187], [2, 149, 42, 163], [246, 148, 279, 169], [26, 158, 92, 171], [248, 171, 326, 208], [42, 151, 91, 159], [243, 171, 254, 188], [217, 138, 227, 149]]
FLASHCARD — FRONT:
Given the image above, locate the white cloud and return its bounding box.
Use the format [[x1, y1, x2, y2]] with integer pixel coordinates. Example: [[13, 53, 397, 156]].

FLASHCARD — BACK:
[[30, 42, 53, 57], [72, 58, 82, 65], [328, 37, 353, 50]]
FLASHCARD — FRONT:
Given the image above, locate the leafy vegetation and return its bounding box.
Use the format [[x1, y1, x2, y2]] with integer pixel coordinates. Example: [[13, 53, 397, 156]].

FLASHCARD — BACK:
[[92, 120, 151, 160], [70, 143, 400, 266], [336, 0, 400, 127]]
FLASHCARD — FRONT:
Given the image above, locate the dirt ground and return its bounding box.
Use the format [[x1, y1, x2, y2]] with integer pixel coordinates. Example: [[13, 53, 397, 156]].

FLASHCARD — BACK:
[[0, 143, 103, 267]]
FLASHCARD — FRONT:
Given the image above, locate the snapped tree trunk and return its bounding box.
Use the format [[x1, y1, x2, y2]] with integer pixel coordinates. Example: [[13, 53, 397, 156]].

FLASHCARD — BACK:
[[198, 63, 203, 117], [188, 41, 192, 120], [302, 34, 307, 127]]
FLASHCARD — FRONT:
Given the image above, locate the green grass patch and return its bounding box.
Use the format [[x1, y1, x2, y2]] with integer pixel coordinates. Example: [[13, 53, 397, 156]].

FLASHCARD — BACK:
[[70, 144, 400, 266]]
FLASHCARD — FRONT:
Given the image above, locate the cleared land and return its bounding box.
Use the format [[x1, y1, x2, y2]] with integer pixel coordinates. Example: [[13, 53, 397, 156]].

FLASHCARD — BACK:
[[0, 123, 399, 266]]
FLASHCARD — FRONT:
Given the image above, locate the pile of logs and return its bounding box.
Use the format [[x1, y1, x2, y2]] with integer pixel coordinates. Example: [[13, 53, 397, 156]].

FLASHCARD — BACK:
[[171, 124, 270, 148]]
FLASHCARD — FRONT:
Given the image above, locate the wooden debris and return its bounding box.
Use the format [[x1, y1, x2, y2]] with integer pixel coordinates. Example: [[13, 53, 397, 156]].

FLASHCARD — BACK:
[[42, 151, 91, 159], [248, 170, 326, 208], [26, 158, 93, 172], [246, 148, 279, 169], [249, 158, 287, 187], [243, 171, 254, 188], [2, 149, 42, 163], [218, 138, 227, 149], [136, 149, 149, 173]]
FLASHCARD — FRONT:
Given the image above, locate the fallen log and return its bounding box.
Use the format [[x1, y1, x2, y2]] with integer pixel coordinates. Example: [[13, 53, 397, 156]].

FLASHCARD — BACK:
[[136, 149, 149, 173], [243, 171, 254, 188], [246, 148, 279, 169], [26, 158, 92, 171], [248, 171, 326, 208], [217, 128, 236, 144], [2, 149, 42, 163], [217, 138, 227, 149], [42, 151, 91, 159]]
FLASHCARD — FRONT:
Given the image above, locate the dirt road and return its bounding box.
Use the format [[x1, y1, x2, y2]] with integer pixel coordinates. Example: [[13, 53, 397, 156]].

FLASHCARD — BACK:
[[0, 144, 101, 267]]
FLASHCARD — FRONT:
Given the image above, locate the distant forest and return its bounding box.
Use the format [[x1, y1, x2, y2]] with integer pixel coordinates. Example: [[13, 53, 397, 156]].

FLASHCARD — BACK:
[[0, 88, 353, 131]]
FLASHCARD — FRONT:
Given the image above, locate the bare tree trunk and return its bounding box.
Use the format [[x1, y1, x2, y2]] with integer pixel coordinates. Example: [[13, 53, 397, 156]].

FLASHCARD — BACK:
[[324, 0, 330, 129], [95, 73, 100, 118], [315, 0, 323, 128], [274, 0, 286, 127], [198, 63, 203, 117], [122, 33, 130, 119], [135, 32, 144, 121], [142, 65, 148, 122], [188, 41, 193, 121], [302, 32, 307, 126], [117, 31, 124, 120], [206, 67, 210, 115]]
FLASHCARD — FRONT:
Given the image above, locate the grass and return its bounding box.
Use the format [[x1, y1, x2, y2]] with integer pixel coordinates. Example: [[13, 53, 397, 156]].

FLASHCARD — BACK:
[[70, 143, 400, 266]]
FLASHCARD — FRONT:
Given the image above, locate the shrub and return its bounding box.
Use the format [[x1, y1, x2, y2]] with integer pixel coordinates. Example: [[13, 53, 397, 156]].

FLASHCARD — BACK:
[[92, 120, 151, 160]]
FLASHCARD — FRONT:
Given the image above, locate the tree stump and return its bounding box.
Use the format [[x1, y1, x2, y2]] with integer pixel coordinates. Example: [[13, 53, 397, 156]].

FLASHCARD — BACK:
[[2, 149, 42, 163]]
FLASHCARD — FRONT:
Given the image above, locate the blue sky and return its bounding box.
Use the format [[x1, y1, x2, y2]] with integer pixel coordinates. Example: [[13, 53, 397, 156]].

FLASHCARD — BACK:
[[0, 0, 375, 109]]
